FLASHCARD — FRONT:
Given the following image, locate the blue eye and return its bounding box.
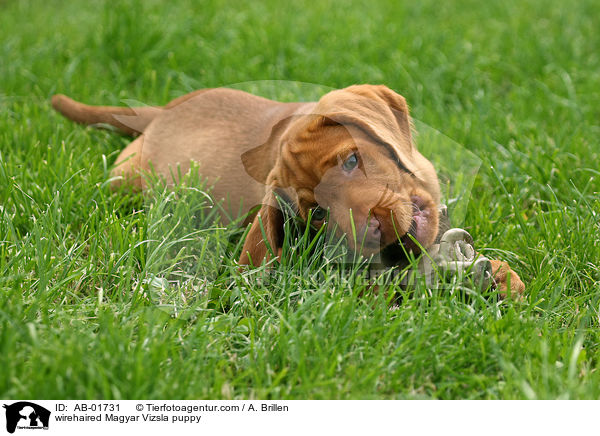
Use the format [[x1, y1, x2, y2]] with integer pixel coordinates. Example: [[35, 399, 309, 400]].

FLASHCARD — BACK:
[[310, 206, 327, 221], [342, 153, 358, 171]]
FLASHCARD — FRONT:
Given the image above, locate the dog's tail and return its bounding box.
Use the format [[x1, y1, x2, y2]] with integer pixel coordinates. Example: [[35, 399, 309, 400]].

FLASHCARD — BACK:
[[51, 94, 162, 136]]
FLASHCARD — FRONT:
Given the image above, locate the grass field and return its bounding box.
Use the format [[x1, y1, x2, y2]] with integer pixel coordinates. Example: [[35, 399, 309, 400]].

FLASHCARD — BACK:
[[1, 0, 599, 399]]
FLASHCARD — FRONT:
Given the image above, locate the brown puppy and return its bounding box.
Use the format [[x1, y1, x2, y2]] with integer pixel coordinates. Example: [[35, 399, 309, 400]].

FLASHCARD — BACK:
[[51, 85, 524, 296]]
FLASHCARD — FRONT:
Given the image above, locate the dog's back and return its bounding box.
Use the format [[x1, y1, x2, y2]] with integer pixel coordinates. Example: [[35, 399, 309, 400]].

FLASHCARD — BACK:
[[52, 88, 310, 217]]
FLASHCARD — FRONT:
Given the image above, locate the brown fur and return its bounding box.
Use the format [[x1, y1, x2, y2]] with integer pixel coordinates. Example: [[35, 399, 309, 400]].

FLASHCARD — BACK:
[[52, 84, 524, 296]]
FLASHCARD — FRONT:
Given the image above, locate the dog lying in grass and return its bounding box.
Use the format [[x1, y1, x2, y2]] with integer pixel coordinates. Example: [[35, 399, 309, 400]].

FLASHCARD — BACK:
[[51, 84, 524, 296]]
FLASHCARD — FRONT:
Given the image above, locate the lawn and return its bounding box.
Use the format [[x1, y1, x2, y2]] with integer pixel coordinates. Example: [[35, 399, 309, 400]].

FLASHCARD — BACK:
[[1, 0, 599, 399]]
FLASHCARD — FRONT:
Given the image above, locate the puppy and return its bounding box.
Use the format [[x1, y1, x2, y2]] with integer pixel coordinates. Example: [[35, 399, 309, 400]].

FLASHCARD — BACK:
[[51, 84, 524, 296]]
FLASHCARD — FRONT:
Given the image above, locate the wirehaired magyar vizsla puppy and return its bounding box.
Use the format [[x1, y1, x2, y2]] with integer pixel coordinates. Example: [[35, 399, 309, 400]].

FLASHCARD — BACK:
[[52, 85, 525, 296]]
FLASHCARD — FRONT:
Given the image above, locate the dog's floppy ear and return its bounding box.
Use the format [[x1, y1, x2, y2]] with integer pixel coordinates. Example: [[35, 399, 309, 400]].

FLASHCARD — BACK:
[[238, 189, 285, 266], [341, 85, 439, 200], [239, 117, 301, 266], [317, 84, 418, 175], [343, 84, 413, 146], [241, 116, 296, 184]]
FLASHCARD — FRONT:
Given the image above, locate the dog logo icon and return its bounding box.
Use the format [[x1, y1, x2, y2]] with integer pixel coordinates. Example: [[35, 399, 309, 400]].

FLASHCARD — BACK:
[[2, 402, 50, 433]]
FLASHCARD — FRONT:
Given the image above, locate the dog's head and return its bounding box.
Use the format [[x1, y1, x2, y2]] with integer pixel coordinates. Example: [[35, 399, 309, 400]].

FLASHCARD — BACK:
[[239, 84, 440, 265]]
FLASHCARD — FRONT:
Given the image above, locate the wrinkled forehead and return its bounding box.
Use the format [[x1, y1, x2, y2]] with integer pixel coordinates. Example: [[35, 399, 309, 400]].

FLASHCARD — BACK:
[[279, 118, 405, 188]]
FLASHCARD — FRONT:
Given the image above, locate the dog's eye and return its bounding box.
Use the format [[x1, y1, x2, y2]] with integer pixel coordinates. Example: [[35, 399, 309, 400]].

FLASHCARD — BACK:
[[310, 206, 327, 221], [342, 153, 358, 171]]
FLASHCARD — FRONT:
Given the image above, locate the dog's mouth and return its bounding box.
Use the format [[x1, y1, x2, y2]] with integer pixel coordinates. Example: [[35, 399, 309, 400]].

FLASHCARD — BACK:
[[312, 191, 438, 265], [349, 195, 434, 257], [380, 195, 437, 265], [407, 194, 432, 244]]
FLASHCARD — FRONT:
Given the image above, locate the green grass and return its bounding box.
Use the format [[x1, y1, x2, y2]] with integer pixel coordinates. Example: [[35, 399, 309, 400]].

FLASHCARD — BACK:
[[1, 0, 599, 399]]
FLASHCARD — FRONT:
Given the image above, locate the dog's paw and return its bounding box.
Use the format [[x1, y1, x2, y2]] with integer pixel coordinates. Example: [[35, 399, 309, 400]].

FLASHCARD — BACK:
[[490, 259, 525, 299]]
